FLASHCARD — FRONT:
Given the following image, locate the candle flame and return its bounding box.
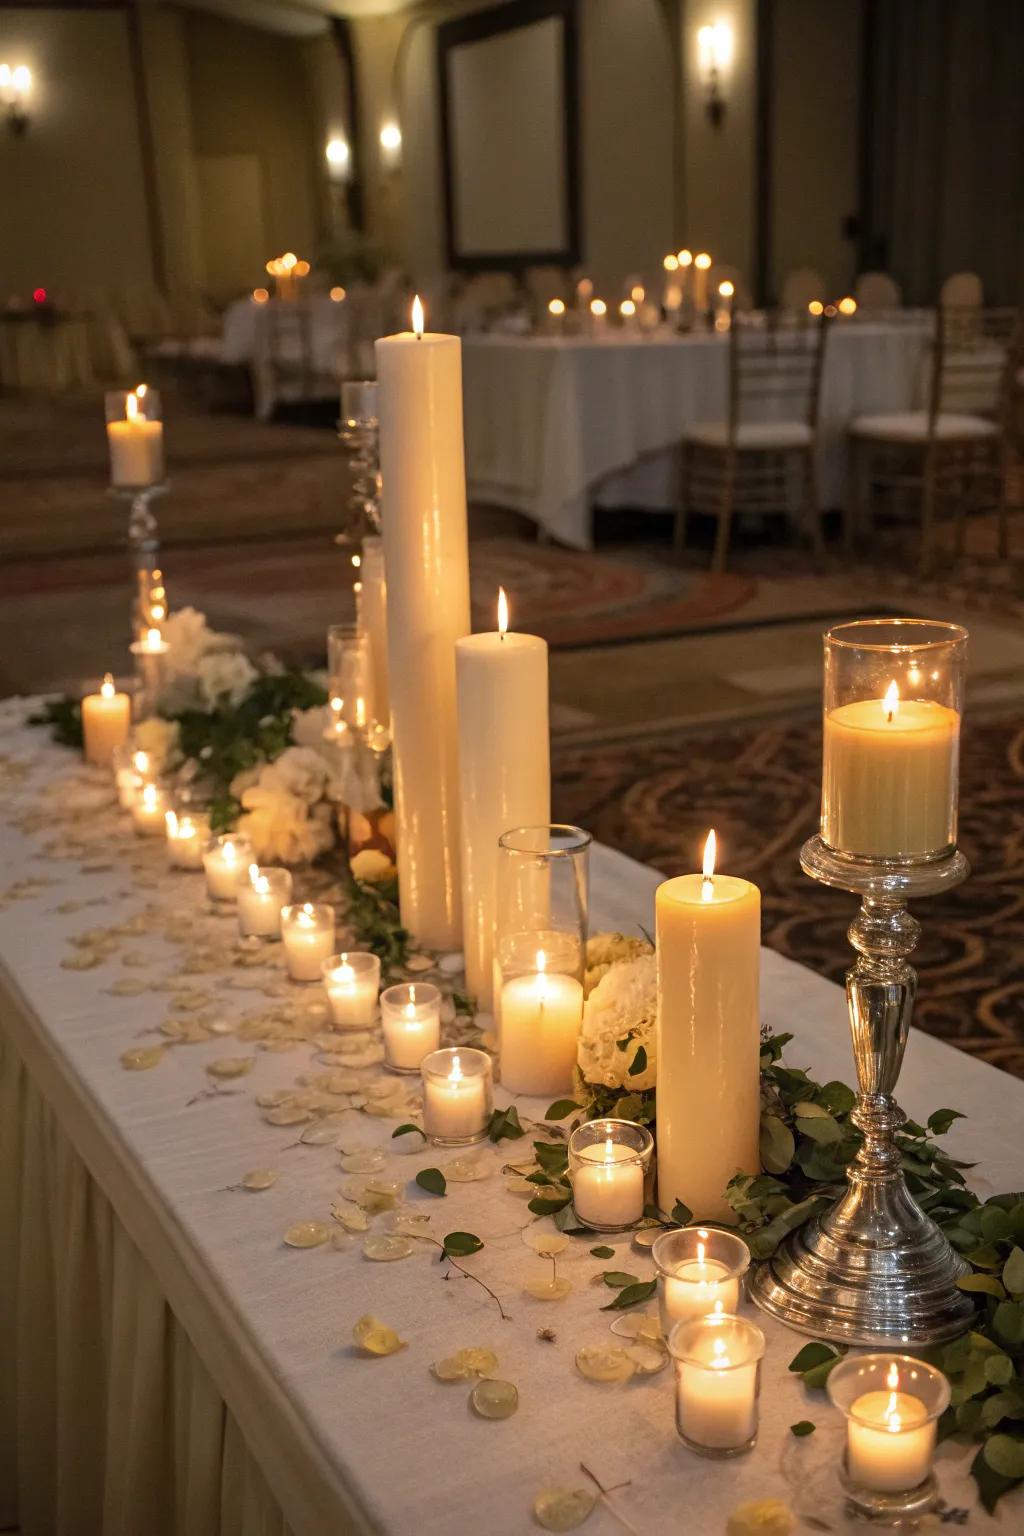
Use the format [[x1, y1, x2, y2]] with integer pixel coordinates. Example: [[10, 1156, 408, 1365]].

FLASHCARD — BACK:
[[249, 863, 268, 894], [125, 390, 140, 423], [165, 810, 178, 835], [702, 829, 717, 900], [718, 280, 735, 298], [697, 1240, 705, 1264], [695, 252, 712, 271], [604, 1135, 615, 1164], [450, 1054, 463, 1083], [884, 680, 900, 722], [710, 1337, 731, 1370], [337, 961, 355, 984], [298, 902, 315, 925], [135, 382, 147, 400], [132, 750, 149, 773], [620, 299, 636, 317], [101, 672, 115, 698], [497, 586, 509, 636], [355, 695, 366, 728], [222, 840, 238, 863], [146, 627, 162, 651], [142, 783, 157, 809], [548, 297, 565, 316], [589, 298, 607, 317], [631, 284, 645, 303], [411, 294, 424, 337], [405, 1001, 417, 1021], [663, 253, 679, 272], [678, 249, 693, 267]]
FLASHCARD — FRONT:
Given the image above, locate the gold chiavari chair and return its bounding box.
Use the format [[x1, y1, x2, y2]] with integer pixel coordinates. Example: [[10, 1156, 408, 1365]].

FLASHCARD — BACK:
[[849, 305, 1020, 570], [675, 312, 831, 572]]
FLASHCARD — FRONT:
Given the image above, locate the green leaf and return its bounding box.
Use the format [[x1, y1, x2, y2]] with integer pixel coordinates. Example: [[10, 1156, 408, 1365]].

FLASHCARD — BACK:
[[601, 1271, 640, 1288], [590, 1246, 614, 1259], [788, 1342, 840, 1374], [442, 1231, 483, 1258], [615, 1034, 633, 1052], [957, 1399, 984, 1434], [789, 1421, 816, 1437], [928, 1108, 966, 1136], [984, 1354, 1016, 1387], [984, 1433, 1024, 1480], [628, 1045, 648, 1077], [613, 1093, 643, 1122], [957, 1273, 1007, 1300], [814, 1080, 857, 1116], [795, 1114, 844, 1145], [392, 1123, 426, 1140], [803, 1356, 844, 1390], [670, 1200, 693, 1227], [545, 1099, 581, 1121], [981, 1206, 1012, 1243], [1003, 1246, 1024, 1295], [415, 1168, 446, 1197], [760, 1114, 796, 1174], [533, 1141, 570, 1174], [981, 1391, 1023, 1431], [487, 1106, 525, 1143], [528, 1193, 571, 1216], [600, 1279, 657, 1311], [971, 1441, 1020, 1514], [553, 1204, 590, 1233], [994, 1301, 1024, 1347]]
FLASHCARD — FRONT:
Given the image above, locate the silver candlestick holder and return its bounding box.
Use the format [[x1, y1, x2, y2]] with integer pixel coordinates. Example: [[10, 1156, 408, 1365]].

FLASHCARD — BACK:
[[750, 834, 974, 1346], [111, 483, 168, 638]]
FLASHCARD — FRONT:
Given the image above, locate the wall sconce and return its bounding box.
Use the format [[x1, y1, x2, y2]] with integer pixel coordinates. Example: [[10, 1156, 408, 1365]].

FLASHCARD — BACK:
[[325, 137, 351, 183], [696, 21, 732, 128], [1, 63, 32, 136], [379, 120, 402, 170]]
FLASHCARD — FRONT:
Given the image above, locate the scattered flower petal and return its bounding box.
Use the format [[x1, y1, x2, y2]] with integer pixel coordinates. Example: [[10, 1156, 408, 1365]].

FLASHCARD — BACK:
[[574, 1346, 637, 1383], [523, 1276, 573, 1302], [284, 1221, 330, 1249], [726, 1500, 795, 1536], [242, 1168, 278, 1190], [471, 1378, 518, 1419], [352, 1315, 406, 1356], [363, 1234, 414, 1262], [205, 1056, 253, 1079], [533, 1488, 597, 1532]]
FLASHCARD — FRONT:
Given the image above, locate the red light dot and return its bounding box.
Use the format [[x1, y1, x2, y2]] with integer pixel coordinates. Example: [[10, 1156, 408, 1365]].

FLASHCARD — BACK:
[[33, 288, 46, 304]]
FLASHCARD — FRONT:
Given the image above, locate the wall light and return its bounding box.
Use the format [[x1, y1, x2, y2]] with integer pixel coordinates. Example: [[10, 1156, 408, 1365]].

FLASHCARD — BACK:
[[379, 120, 402, 169], [696, 21, 732, 128], [0, 63, 32, 136], [325, 137, 350, 182]]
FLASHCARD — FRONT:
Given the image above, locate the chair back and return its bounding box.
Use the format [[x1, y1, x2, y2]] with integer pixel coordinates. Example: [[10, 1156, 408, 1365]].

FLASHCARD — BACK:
[[727, 312, 830, 437], [779, 267, 826, 311], [928, 306, 1020, 430], [854, 271, 902, 310], [256, 298, 315, 393]]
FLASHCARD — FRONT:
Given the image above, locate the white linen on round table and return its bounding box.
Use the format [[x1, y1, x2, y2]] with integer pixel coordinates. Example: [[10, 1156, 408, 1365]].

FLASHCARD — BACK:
[[462, 323, 930, 548], [0, 712, 1020, 1534]]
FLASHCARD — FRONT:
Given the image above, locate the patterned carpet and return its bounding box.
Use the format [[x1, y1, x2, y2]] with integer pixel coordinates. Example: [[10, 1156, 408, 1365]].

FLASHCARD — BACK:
[[553, 705, 1024, 1079]]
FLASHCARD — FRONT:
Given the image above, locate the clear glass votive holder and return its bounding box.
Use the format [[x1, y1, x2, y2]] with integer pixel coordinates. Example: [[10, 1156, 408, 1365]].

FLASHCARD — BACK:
[[105, 386, 164, 489], [421, 1047, 493, 1146], [202, 834, 253, 903], [827, 1353, 950, 1524], [652, 1226, 751, 1333], [237, 865, 292, 939], [326, 624, 370, 740], [495, 825, 590, 1097], [322, 951, 381, 1027], [340, 379, 378, 431], [113, 743, 145, 809], [668, 1312, 765, 1459], [381, 982, 441, 1072], [131, 780, 169, 837], [165, 807, 210, 870], [568, 1118, 653, 1231], [281, 902, 336, 982], [821, 619, 968, 862]]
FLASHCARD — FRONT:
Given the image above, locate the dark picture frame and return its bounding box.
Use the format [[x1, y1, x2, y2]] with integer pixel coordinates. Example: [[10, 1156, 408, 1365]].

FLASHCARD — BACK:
[[437, 0, 580, 272]]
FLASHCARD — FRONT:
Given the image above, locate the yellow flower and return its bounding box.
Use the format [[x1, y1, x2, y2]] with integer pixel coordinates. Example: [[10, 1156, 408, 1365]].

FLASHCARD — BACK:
[[726, 1500, 795, 1536], [351, 848, 396, 884]]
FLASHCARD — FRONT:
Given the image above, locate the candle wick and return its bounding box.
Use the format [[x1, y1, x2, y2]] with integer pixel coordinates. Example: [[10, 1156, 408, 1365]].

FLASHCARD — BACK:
[[701, 874, 714, 901]]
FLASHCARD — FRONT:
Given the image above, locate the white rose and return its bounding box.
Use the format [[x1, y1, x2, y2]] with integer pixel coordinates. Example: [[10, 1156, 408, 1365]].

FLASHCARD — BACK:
[[290, 705, 330, 750], [260, 745, 331, 805], [197, 650, 257, 709], [160, 606, 213, 678], [237, 784, 335, 865], [585, 931, 653, 996], [577, 953, 657, 1092]]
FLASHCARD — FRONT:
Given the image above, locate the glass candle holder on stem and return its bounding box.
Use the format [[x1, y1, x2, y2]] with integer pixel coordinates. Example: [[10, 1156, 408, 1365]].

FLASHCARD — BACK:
[[568, 1118, 652, 1231], [421, 1047, 493, 1145], [322, 951, 381, 1027], [129, 627, 170, 722], [826, 1353, 950, 1524], [653, 1227, 751, 1332], [668, 1312, 765, 1458], [381, 982, 441, 1072], [495, 825, 590, 1097], [821, 619, 967, 863]]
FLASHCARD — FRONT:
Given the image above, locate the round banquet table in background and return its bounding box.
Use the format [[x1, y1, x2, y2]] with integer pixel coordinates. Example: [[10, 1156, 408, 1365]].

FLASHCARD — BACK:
[[461, 320, 932, 548], [1, 700, 1021, 1535]]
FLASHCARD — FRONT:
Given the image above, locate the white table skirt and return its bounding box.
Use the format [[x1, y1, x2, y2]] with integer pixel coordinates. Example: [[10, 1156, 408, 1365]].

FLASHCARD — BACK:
[[462, 323, 930, 547], [1, 711, 1021, 1534]]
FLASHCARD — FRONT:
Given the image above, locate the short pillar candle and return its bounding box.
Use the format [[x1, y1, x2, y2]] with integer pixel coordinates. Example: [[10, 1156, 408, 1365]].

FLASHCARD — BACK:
[[237, 865, 292, 939], [568, 1118, 652, 1231], [203, 835, 254, 902], [668, 1313, 765, 1458], [281, 903, 335, 982], [381, 982, 442, 1072], [421, 1047, 492, 1145], [322, 951, 381, 1027], [827, 1354, 950, 1522], [652, 1227, 750, 1333], [82, 674, 131, 766], [106, 385, 164, 488]]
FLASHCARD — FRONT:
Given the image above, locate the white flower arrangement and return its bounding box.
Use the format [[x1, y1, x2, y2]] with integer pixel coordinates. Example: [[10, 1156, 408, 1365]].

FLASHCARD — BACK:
[[577, 941, 657, 1094], [157, 606, 256, 714]]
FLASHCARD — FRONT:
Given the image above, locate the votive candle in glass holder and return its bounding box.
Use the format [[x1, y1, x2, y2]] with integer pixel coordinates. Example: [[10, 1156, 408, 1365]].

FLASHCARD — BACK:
[[281, 902, 336, 981], [421, 1047, 493, 1145], [322, 951, 381, 1027], [131, 780, 168, 836], [237, 864, 292, 939], [652, 1226, 751, 1332], [568, 1118, 652, 1231], [165, 808, 210, 869], [113, 744, 146, 809], [821, 619, 967, 862], [202, 834, 253, 902], [827, 1354, 950, 1524], [668, 1313, 765, 1458], [381, 982, 442, 1072]]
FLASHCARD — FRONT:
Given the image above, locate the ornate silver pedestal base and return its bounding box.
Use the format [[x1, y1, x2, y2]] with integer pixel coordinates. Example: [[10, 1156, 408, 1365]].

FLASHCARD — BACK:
[[750, 836, 974, 1347]]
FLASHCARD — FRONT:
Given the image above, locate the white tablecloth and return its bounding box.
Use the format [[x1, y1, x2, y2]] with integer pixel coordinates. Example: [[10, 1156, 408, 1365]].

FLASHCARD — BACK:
[[462, 323, 931, 547], [1, 708, 1020, 1534]]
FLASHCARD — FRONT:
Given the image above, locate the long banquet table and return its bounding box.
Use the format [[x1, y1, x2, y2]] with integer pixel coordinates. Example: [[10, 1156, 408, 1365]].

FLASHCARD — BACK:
[[1, 700, 1021, 1535], [462, 321, 931, 548]]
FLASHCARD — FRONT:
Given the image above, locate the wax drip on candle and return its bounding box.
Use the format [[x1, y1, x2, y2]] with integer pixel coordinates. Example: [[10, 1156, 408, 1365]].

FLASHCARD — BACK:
[[884, 680, 899, 724], [701, 828, 717, 903], [100, 673, 116, 698], [411, 294, 424, 338], [497, 586, 509, 643]]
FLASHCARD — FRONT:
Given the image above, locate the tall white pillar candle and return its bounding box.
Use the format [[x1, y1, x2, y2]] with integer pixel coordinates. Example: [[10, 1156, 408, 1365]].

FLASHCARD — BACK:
[[455, 588, 550, 1008], [375, 300, 471, 948]]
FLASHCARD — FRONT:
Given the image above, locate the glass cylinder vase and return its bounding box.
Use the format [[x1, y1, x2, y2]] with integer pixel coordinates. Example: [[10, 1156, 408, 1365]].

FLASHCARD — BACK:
[[495, 825, 590, 1098], [821, 619, 967, 862]]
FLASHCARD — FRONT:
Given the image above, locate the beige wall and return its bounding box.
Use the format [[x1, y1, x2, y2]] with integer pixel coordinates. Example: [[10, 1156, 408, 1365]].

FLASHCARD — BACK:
[[680, 0, 758, 278], [0, 6, 154, 297]]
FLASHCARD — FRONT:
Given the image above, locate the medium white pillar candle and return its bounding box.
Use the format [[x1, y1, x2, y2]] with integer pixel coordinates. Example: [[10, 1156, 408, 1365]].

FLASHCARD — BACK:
[[107, 387, 164, 488], [499, 951, 583, 1096], [823, 683, 959, 859], [571, 1139, 645, 1229], [381, 982, 441, 1071], [375, 298, 471, 949], [322, 951, 381, 1026], [202, 835, 253, 902], [455, 588, 550, 1009], [237, 865, 292, 938], [421, 1048, 492, 1143], [82, 674, 131, 766], [131, 781, 168, 836], [165, 810, 209, 870], [656, 831, 760, 1222], [281, 903, 335, 981], [359, 537, 390, 739]]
